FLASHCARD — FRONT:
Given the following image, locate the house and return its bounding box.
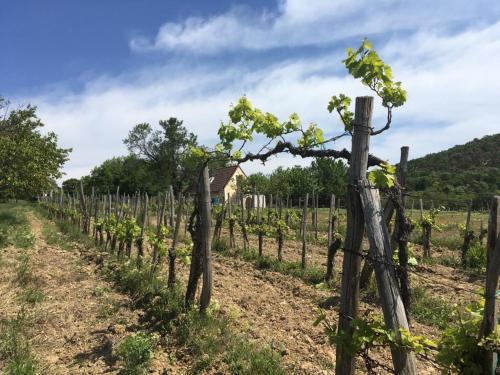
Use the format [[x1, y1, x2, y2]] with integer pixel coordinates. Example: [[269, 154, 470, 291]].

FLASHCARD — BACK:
[[209, 165, 246, 204]]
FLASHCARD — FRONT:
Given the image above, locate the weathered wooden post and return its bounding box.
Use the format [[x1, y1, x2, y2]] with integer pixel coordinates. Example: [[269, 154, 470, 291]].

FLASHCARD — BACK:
[[336, 96, 372, 375], [186, 164, 212, 309], [169, 185, 175, 228], [228, 193, 235, 249], [359, 180, 417, 374], [79, 180, 88, 234], [301, 193, 309, 269], [461, 199, 474, 268], [395, 146, 412, 317], [151, 192, 168, 274], [199, 164, 213, 312], [326, 194, 341, 281], [479, 196, 500, 374], [240, 191, 249, 251], [168, 194, 184, 288], [137, 193, 148, 264], [315, 193, 319, 240]]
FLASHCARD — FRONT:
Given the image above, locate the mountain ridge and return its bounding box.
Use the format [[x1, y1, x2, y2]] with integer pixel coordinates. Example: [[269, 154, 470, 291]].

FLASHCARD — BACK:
[[405, 133, 499, 207]]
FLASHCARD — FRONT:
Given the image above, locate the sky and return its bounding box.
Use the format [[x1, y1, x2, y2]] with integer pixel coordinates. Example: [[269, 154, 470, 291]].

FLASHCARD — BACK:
[[2, 0, 500, 180]]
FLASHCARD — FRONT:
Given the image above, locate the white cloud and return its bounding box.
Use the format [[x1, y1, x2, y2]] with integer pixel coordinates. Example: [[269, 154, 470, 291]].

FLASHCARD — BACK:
[[20, 12, 500, 182], [130, 0, 499, 54]]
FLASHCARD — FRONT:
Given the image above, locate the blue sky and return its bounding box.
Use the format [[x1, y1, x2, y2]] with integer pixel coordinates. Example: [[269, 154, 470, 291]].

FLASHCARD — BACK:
[[2, 0, 500, 180]]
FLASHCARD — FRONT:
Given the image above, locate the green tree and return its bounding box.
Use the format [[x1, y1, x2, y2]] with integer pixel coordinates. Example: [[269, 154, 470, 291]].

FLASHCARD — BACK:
[[62, 178, 80, 195], [0, 101, 70, 199], [85, 155, 158, 195], [310, 158, 348, 200], [237, 172, 270, 194], [124, 118, 198, 193]]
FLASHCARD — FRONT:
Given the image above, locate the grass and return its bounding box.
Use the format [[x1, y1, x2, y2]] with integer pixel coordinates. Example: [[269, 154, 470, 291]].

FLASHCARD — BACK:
[[177, 307, 285, 374], [0, 307, 38, 375], [42, 222, 73, 251], [411, 286, 455, 329], [0, 203, 35, 250], [213, 238, 326, 285], [15, 252, 35, 287], [97, 298, 121, 319], [18, 287, 45, 305]]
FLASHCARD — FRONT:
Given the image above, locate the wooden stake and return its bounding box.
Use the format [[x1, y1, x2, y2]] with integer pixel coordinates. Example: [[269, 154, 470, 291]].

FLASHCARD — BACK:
[[301, 193, 308, 269], [336, 96, 372, 375], [359, 180, 417, 374], [479, 196, 500, 374]]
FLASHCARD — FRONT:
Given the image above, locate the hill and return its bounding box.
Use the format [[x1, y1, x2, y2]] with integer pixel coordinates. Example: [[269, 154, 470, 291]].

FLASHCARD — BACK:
[[405, 134, 500, 208]]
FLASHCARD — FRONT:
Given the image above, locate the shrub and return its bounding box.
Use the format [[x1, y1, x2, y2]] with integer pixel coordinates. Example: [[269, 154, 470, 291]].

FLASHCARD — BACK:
[[115, 332, 155, 375], [467, 242, 487, 270], [225, 338, 285, 375]]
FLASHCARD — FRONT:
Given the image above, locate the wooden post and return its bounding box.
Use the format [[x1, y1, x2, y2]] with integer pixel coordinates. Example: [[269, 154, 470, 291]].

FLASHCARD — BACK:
[[315, 193, 319, 240], [240, 191, 249, 251], [137, 193, 148, 263], [301, 193, 309, 269], [79, 180, 88, 234], [479, 196, 500, 374], [396, 146, 411, 319], [199, 164, 213, 312], [359, 180, 417, 374], [480, 219, 488, 246], [461, 199, 474, 268], [326, 194, 338, 280], [360, 146, 407, 290], [336, 96, 372, 375], [168, 194, 184, 288], [169, 185, 175, 228], [151, 192, 168, 274]]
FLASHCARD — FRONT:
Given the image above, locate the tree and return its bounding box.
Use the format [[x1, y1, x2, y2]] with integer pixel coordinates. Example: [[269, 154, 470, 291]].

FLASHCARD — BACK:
[[236, 172, 269, 194], [84, 155, 158, 195], [0, 101, 70, 199], [124, 118, 198, 193], [62, 178, 80, 196], [310, 158, 348, 201]]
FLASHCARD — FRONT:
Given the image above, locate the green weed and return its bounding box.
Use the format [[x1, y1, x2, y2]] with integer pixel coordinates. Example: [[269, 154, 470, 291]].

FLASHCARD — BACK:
[[411, 287, 455, 329], [0, 308, 38, 375], [116, 332, 156, 375], [466, 242, 487, 271], [18, 287, 44, 305]]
